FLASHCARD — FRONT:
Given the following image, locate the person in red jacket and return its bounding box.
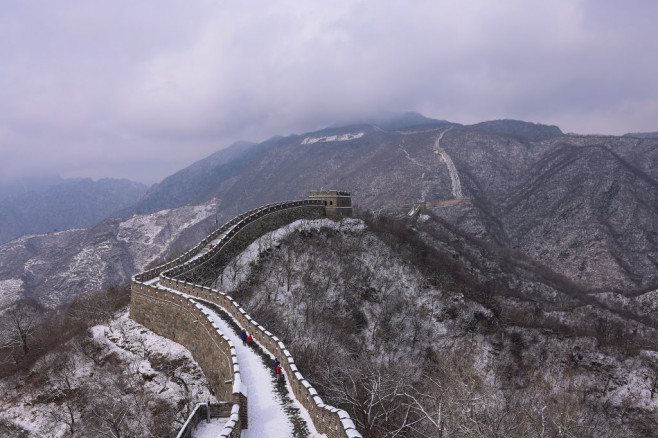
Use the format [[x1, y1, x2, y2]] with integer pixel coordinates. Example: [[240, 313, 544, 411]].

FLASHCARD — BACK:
[[276, 364, 282, 381], [247, 334, 253, 344]]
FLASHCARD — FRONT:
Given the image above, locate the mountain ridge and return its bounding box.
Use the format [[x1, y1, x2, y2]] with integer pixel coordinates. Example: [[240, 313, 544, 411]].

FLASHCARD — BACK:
[[0, 114, 655, 311]]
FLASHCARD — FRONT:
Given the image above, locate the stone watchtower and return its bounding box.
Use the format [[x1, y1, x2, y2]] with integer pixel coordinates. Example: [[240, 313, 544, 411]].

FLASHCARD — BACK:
[[309, 190, 352, 218]]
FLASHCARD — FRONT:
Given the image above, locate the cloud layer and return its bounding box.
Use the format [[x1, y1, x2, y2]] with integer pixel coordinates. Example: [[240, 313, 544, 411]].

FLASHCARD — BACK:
[[1, 0, 656, 183]]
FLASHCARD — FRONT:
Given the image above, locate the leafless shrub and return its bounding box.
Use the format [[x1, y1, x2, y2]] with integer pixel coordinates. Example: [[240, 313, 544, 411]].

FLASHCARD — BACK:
[[0, 285, 129, 377], [0, 417, 29, 438]]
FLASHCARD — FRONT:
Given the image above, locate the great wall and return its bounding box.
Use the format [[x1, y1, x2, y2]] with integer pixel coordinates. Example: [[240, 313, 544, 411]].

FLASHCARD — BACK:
[[130, 191, 361, 438]]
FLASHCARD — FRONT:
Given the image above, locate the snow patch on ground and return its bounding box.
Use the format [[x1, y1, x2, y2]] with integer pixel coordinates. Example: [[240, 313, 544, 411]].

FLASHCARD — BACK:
[[23, 258, 48, 274], [301, 132, 364, 144], [0, 278, 23, 309], [93, 311, 174, 359], [117, 202, 217, 270], [194, 300, 326, 438], [215, 218, 365, 290], [118, 211, 171, 245], [193, 417, 230, 437], [0, 309, 215, 438]]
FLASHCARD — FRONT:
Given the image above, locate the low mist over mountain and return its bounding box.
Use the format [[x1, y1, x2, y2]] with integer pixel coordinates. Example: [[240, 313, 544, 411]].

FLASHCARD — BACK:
[[0, 177, 148, 245], [125, 140, 265, 215], [624, 131, 658, 139]]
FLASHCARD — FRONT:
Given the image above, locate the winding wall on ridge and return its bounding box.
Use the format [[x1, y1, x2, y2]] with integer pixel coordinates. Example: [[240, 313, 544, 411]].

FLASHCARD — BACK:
[[130, 199, 362, 438]]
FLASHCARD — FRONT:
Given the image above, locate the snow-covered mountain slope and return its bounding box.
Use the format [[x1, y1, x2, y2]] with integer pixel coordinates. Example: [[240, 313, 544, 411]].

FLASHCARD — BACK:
[[0, 201, 218, 310], [130, 117, 656, 292], [0, 309, 215, 438], [216, 217, 658, 438]]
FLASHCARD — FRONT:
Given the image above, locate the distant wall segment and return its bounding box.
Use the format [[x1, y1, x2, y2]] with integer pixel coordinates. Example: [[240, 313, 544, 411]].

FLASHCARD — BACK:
[[133, 200, 327, 285], [168, 201, 326, 286], [130, 193, 362, 438]]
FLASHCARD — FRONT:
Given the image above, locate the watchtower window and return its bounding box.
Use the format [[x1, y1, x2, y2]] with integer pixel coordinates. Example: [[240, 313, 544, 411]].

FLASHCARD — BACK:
[[330, 201, 333, 205]]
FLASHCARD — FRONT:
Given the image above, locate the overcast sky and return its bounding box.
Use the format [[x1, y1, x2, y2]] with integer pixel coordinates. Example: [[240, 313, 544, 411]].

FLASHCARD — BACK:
[[1, 0, 656, 184]]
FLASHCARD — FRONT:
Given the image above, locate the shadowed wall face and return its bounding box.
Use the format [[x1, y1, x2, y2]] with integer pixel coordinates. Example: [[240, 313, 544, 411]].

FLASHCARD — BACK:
[[172, 204, 327, 285], [129, 290, 234, 401]]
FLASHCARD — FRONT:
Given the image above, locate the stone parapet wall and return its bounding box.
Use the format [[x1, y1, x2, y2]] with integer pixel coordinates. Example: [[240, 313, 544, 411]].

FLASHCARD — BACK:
[[131, 197, 362, 438], [176, 403, 239, 438], [309, 190, 351, 197], [130, 281, 245, 437], [165, 202, 325, 284]]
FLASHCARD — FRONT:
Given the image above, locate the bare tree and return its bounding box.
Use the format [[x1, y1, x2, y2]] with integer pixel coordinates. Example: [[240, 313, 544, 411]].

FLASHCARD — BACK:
[[90, 397, 129, 438], [395, 347, 619, 438], [48, 400, 78, 435], [43, 352, 84, 435], [318, 359, 417, 438], [1, 301, 42, 364], [215, 251, 246, 290], [642, 362, 658, 400]]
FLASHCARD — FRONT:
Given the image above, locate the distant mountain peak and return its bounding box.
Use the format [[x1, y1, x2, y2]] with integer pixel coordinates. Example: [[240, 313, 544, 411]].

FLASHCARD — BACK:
[[324, 111, 454, 133], [623, 131, 658, 138], [368, 111, 454, 131], [0, 178, 148, 244], [467, 119, 563, 141]]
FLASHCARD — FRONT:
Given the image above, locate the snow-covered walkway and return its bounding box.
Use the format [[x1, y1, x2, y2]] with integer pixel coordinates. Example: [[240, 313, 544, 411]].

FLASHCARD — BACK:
[[194, 299, 325, 438], [191, 417, 229, 438], [190, 223, 240, 262]]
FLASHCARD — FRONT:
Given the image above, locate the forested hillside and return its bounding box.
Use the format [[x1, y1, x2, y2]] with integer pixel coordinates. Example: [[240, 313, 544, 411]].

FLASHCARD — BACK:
[[213, 216, 658, 437], [0, 287, 213, 437]]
